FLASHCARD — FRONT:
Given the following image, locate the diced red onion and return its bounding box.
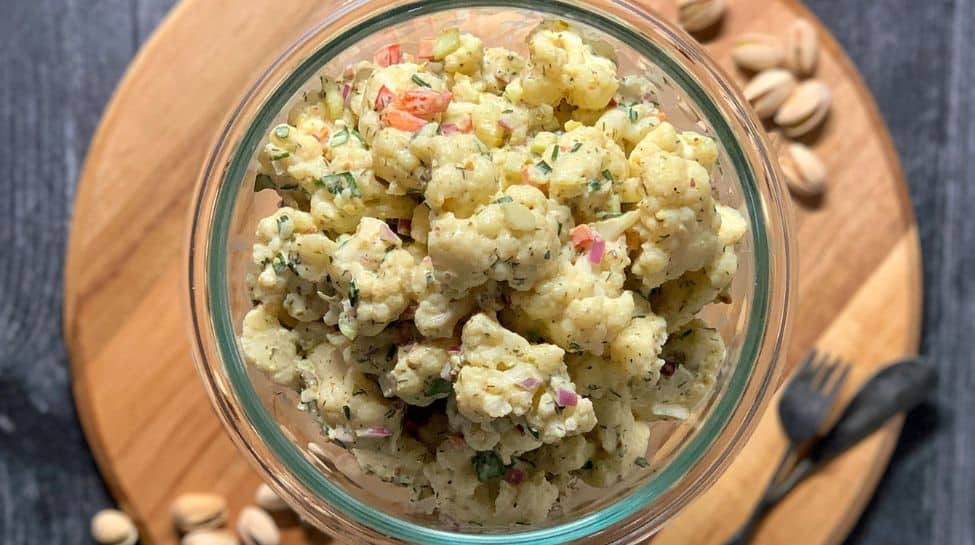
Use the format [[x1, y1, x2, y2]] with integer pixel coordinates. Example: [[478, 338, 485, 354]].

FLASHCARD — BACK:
[[557, 388, 578, 407], [503, 468, 525, 485], [642, 92, 655, 102], [342, 83, 351, 102], [441, 123, 460, 136], [361, 426, 392, 438], [588, 238, 606, 265], [397, 218, 412, 235], [447, 345, 461, 354], [379, 222, 400, 243], [517, 377, 541, 391]]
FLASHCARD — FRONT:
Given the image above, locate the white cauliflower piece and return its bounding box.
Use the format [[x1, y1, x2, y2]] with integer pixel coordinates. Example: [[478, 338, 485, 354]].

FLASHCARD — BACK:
[[427, 185, 567, 294], [582, 392, 652, 487], [413, 132, 499, 217], [516, 24, 619, 109], [381, 341, 456, 406], [455, 314, 596, 444], [239, 305, 300, 386], [541, 125, 629, 222], [481, 47, 525, 93], [352, 435, 430, 486]]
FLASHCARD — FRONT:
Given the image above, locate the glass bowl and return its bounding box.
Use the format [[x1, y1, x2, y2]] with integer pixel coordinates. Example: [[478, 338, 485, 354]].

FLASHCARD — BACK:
[[187, 1, 794, 543]]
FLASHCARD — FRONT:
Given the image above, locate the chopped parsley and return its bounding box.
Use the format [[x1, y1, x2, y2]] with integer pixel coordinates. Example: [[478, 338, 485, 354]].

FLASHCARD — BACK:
[[317, 172, 361, 198], [544, 250, 551, 260], [472, 451, 506, 482], [588, 179, 602, 192], [384, 407, 397, 419], [557, 221, 563, 236], [581, 460, 594, 470], [411, 74, 431, 87], [494, 196, 514, 204], [274, 125, 290, 139], [342, 405, 352, 420], [271, 253, 288, 274], [551, 146, 559, 161], [536, 160, 552, 174], [254, 173, 275, 192], [424, 378, 453, 397], [635, 457, 649, 468], [276, 215, 290, 235], [329, 128, 350, 147], [570, 142, 583, 153], [271, 150, 290, 161], [602, 169, 614, 181], [348, 280, 359, 307], [628, 107, 639, 122]]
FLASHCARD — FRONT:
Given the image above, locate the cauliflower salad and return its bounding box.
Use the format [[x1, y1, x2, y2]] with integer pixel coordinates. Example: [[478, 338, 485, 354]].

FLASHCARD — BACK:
[[240, 21, 747, 526]]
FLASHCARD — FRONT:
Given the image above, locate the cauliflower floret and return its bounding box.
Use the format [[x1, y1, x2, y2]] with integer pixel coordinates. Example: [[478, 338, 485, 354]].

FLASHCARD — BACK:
[[443, 32, 483, 76], [533, 125, 628, 222], [525, 434, 595, 475], [330, 217, 418, 338], [678, 130, 719, 170], [609, 313, 669, 382], [259, 123, 328, 191], [628, 123, 725, 290], [515, 24, 619, 110], [352, 435, 430, 486], [582, 392, 652, 487], [297, 342, 404, 447], [508, 237, 634, 356], [494, 471, 560, 524], [635, 319, 726, 421], [413, 132, 499, 216], [455, 314, 596, 444], [372, 127, 428, 194], [595, 103, 664, 152], [445, 399, 543, 462], [239, 305, 300, 385], [380, 341, 455, 406], [427, 185, 567, 294], [481, 47, 525, 93]]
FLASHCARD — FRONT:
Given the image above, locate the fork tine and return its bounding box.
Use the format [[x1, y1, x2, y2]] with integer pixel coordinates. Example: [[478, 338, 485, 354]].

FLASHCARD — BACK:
[[813, 355, 839, 390], [795, 349, 818, 378], [823, 362, 852, 403]]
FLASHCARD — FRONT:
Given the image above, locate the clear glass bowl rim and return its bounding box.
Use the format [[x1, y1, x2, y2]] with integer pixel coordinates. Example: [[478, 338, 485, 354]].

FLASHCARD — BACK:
[[186, 1, 794, 543]]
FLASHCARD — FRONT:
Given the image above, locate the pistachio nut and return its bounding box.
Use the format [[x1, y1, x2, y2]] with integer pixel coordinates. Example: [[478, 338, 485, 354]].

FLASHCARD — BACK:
[[785, 18, 820, 77], [780, 143, 826, 197], [743, 69, 797, 119], [677, 0, 727, 33], [171, 493, 228, 532], [254, 483, 290, 513], [731, 33, 785, 72], [183, 529, 240, 545], [775, 79, 831, 137], [91, 509, 138, 545], [237, 506, 280, 545]]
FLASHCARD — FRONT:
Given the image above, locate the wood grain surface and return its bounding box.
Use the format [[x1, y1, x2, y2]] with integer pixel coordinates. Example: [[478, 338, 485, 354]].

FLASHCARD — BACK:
[[3, 1, 971, 545], [60, 0, 921, 544]]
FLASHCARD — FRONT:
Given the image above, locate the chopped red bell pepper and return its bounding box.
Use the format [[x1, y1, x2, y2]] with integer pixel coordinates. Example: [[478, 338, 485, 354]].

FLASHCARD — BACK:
[[381, 108, 428, 132], [373, 43, 402, 68], [374, 85, 396, 111], [393, 88, 453, 119]]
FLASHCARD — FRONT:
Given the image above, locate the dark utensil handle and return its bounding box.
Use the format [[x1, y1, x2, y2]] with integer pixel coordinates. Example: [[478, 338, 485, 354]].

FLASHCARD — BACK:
[[723, 444, 797, 545]]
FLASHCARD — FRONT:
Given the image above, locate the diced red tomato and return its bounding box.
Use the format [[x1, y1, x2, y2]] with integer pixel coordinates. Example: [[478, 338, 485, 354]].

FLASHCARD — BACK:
[[418, 39, 435, 61], [393, 89, 453, 119], [382, 108, 428, 132], [374, 85, 396, 111], [373, 43, 402, 67], [571, 224, 596, 249]]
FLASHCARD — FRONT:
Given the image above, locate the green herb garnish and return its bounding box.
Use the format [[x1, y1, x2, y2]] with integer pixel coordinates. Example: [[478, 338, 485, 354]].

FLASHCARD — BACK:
[[254, 173, 275, 192], [494, 196, 514, 204], [602, 169, 614, 181], [384, 408, 397, 419], [271, 253, 288, 274], [551, 146, 559, 161], [634, 457, 649, 468], [570, 142, 583, 153], [536, 160, 552, 174], [581, 460, 594, 470], [472, 451, 506, 482], [318, 172, 361, 198], [588, 180, 602, 192], [276, 215, 290, 235], [411, 74, 431, 87], [424, 378, 453, 397], [271, 150, 290, 161], [527, 428, 540, 440], [343, 405, 352, 420], [628, 108, 638, 122], [348, 280, 359, 307], [329, 128, 350, 147]]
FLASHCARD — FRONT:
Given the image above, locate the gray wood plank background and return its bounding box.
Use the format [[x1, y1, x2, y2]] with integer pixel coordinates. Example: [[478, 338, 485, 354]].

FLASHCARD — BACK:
[[0, 0, 970, 543]]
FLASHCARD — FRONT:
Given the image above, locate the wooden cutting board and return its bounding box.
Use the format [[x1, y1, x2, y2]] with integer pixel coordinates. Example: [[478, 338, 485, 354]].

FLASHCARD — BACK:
[[63, 0, 921, 544]]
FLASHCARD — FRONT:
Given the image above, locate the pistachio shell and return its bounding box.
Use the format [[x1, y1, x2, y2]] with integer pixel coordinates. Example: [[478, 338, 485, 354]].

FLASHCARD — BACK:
[[677, 0, 727, 33], [785, 19, 820, 77], [731, 33, 785, 72], [237, 506, 280, 545], [775, 79, 832, 137], [91, 509, 138, 545], [171, 493, 228, 532], [780, 143, 826, 197], [254, 483, 290, 513], [183, 529, 240, 545], [743, 69, 797, 119]]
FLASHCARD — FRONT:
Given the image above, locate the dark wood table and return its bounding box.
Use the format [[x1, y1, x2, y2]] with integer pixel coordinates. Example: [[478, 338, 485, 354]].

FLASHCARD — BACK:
[[0, 1, 970, 543]]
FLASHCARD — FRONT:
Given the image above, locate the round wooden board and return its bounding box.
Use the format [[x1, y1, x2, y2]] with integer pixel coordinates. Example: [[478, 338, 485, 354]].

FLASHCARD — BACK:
[[64, 1, 921, 544]]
